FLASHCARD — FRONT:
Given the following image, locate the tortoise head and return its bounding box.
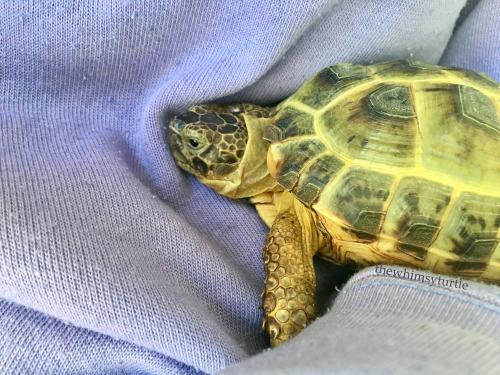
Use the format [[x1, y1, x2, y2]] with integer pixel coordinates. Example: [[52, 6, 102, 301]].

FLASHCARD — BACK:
[[168, 104, 249, 181]]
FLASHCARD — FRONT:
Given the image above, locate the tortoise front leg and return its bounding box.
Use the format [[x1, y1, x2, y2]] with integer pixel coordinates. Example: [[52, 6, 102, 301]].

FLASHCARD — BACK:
[[260, 209, 317, 347]]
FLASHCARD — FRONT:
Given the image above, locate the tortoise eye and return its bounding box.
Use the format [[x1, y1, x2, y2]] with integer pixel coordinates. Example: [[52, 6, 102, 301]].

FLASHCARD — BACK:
[[189, 139, 200, 148]]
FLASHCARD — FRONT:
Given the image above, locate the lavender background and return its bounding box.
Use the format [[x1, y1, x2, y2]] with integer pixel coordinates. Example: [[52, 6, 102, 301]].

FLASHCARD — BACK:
[[1, 1, 500, 374]]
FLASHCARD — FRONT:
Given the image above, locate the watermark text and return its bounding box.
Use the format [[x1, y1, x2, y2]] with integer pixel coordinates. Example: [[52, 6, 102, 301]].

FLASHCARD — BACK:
[[375, 264, 468, 290]]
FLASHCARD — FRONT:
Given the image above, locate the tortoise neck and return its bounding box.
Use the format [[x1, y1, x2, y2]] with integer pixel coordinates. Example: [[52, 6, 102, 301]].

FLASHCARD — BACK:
[[202, 107, 279, 199]]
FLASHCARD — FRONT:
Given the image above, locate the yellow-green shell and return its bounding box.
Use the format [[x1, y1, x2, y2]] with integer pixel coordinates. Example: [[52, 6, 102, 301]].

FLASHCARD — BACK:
[[265, 60, 500, 282]]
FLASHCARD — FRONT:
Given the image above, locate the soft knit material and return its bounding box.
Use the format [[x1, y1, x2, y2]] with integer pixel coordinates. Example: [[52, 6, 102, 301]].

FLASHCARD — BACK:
[[221, 266, 500, 374], [1, 1, 499, 374]]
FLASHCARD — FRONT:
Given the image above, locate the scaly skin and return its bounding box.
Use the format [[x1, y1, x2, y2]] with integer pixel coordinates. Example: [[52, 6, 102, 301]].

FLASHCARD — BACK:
[[260, 209, 316, 347]]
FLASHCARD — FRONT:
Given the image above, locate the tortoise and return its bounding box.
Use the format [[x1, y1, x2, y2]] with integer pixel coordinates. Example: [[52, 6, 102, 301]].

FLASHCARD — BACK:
[[167, 60, 500, 347]]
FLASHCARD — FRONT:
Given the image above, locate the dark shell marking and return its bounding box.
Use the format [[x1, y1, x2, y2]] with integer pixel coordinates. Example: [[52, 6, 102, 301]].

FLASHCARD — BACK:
[[383, 177, 453, 260], [457, 85, 500, 132], [438, 193, 500, 276], [291, 63, 373, 110], [325, 166, 394, 240], [264, 107, 315, 142]]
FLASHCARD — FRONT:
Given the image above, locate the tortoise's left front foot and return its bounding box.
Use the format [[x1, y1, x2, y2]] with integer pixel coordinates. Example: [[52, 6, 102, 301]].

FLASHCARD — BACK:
[[260, 210, 317, 347]]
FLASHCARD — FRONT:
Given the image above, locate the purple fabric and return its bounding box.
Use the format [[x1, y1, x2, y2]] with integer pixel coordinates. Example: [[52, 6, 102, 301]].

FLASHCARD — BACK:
[[221, 266, 500, 374], [1, 1, 500, 374]]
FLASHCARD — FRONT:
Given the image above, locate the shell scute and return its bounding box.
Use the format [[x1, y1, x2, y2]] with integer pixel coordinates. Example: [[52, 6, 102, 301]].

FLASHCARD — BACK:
[[319, 81, 418, 169], [268, 106, 315, 141], [290, 153, 344, 206], [290, 63, 373, 110], [413, 82, 500, 192], [382, 176, 453, 260], [369, 59, 447, 80], [448, 68, 500, 90], [432, 193, 500, 277], [457, 85, 500, 132], [315, 165, 394, 240], [365, 84, 416, 120], [271, 139, 327, 191]]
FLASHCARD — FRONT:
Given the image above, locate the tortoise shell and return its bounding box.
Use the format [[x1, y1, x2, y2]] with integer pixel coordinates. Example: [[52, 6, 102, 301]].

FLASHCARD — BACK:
[[264, 60, 500, 282]]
